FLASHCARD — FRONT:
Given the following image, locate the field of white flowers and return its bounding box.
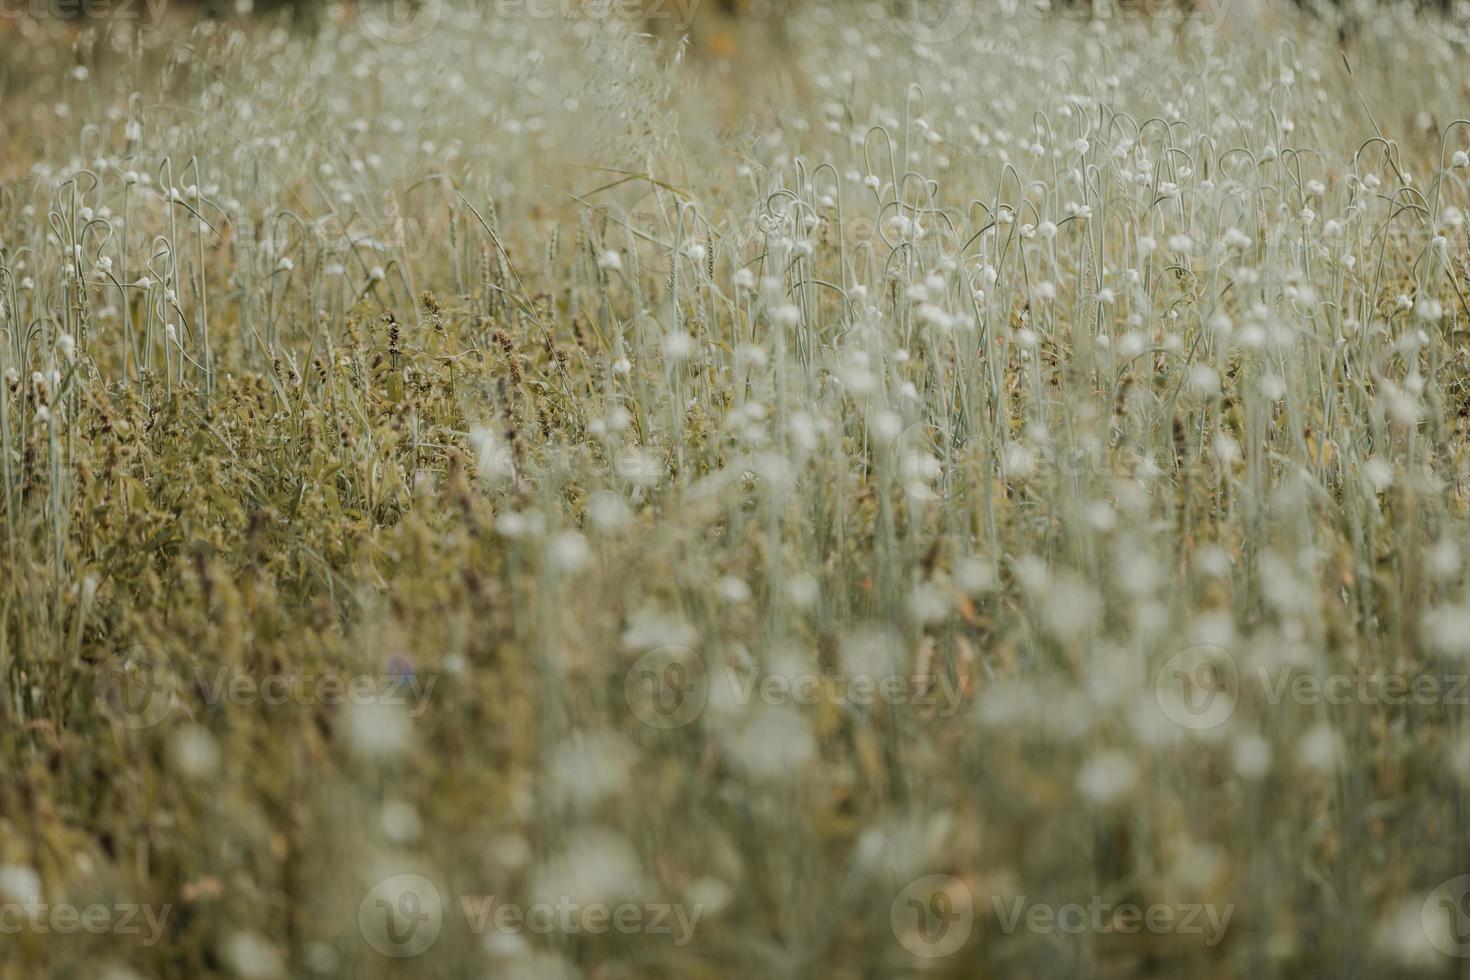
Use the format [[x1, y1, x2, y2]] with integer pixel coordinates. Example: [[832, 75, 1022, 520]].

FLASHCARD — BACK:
[[3, 0, 1470, 975]]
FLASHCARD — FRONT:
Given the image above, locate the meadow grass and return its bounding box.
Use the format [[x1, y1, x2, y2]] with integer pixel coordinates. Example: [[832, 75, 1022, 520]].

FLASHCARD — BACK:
[[3, 1, 1470, 975]]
